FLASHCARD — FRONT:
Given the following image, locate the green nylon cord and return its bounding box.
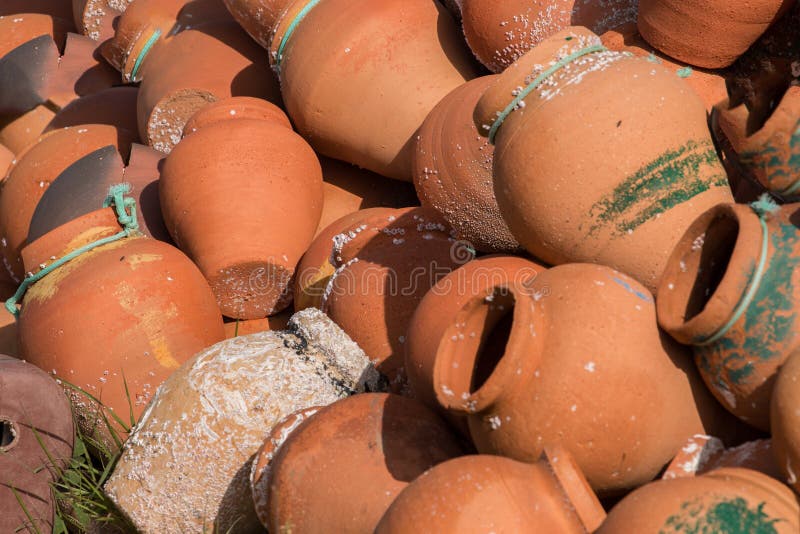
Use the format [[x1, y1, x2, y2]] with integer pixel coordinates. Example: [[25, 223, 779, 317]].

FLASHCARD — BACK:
[[4, 184, 140, 319], [778, 176, 800, 197], [275, 0, 323, 74], [130, 29, 162, 82], [488, 44, 607, 144], [695, 194, 779, 346]]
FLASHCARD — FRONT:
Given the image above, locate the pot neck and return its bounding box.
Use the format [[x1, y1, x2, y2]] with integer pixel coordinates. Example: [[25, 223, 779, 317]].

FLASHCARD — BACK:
[[269, 0, 324, 74], [434, 281, 544, 414], [658, 197, 780, 346]]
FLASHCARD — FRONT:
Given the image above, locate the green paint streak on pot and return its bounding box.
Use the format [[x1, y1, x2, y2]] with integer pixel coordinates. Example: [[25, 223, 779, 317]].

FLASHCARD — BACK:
[[660, 497, 781, 534], [739, 119, 800, 191], [696, 219, 800, 388], [676, 67, 693, 78], [587, 140, 724, 237]]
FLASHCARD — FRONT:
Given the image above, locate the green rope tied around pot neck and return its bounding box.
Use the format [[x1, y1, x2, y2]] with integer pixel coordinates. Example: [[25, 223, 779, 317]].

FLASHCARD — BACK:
[[4, 184, 140, 319], [129, 29, 162, 82], [696, 193, 780, 346], [487, 43, 607, 144], [274, 0, 323, 75]]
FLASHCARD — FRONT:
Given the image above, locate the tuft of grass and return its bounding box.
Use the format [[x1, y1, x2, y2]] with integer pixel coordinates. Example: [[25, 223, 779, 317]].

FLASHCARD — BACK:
[[42, 378, 137, 533]]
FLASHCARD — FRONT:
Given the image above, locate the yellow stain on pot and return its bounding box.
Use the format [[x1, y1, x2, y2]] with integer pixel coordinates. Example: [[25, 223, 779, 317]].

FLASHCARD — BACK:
[[125, 253, 163, 270], [26, 237, 129, 304], [297, 259, 336, 310], [114, 281, 181, 369]]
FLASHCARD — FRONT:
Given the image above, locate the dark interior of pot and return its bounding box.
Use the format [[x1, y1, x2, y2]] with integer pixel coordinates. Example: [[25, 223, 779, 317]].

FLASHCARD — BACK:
[[0, 418, 18, 450], [684, 215, 738, 322], [470, 289, 516, 394]]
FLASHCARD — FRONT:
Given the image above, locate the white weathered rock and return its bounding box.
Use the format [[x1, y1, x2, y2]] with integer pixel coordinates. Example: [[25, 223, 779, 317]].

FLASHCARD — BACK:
[[105, 308, 381, 533]]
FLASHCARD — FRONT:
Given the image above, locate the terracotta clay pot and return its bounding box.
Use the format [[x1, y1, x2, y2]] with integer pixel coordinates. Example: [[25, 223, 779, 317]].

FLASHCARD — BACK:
[[0, 124, 134, 281], [376, 448, 606, 534], [0, 12, 71, 57], [600, 23, 728, 112], [715, 87, 800, 198], [105, 308, 381, 534], [160, 97, 323, 319], [772, 350, 800, 493], [597, 468, 800, 533], [664, 435, 782, 481], [72, 0, 128, 42], [657, 202, 800, 431], [293, 207, 400, 312], [0, 1, 76, 22], [474, 27, 732, 293], [181, 95, 290, 133], [414, 76, 519, 253], [710, 106, 768, 204], [637, 0, 796, 69], [250, 406, 322, 527], [0, 31, 117, 116], [137, 21, 281, 153], [0, 106, 55, 155], [267, 0, 478, 181], [44, 86, 140, 139], [406, 255, 544, 417], [317, 157, 419, 237], [100, 0, 233, 81], [15, 202, 225, 440], [0, 355, 74, 533], [460, 0, 638, 72], [28, 142, 171, 244], [322, 207, 473, 383], [265, 393, 466, 533], [434, 263, 740, 495]]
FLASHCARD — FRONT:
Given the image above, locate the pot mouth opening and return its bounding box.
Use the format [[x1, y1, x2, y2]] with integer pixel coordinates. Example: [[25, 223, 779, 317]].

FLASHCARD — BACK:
[[470, 296, 515, 394], [435, 285, 519, 411], [0, 418, 18, 451], [683, 214, 739, 322]]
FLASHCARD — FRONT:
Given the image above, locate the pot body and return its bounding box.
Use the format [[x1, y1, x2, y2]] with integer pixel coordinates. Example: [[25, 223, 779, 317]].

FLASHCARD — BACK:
[[160, 110, 323, 319], [0, 355, 74, 533], [637, 0, 796, 68], [414, 75, 519, 253], [657, 203, 800, 431], [434, 263, 739, 495], [272, 0, 478, 181], [597, 468, 800, 532], [460, 0, 638, 72], [376, 449, 606, 534], [476, 28, 732, 292], [266, 393, 466, 533]]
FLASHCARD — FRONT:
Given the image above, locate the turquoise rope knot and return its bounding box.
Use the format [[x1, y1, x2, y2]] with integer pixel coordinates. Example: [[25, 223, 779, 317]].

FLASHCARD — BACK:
[[487, 43, 608, 144], [4, 184, 140, 319], [696, 196, 778, 346]]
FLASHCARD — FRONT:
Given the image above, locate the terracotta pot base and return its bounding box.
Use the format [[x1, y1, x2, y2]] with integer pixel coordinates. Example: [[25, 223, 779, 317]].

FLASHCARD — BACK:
[[147, 89, 216, 153], [208, 260, 294, 319]]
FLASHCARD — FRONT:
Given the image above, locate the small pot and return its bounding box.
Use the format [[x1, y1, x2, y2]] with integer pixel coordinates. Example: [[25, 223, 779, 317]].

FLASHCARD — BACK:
[[474, 27, 732, 292], [715, 87, 800, 198], [376, 448, 606, 533], [0, 355, 74, 534], [597, 468, 800, 532], [460, 0, 638, 72], [434, 263, 741, 495], [657, 202, 800, 431], [414, 75, 519, 253], [265, 393, 466, 533], [160, 97, 323, 319], [136, 21, 282, 153], [637, 0, 796, 68]]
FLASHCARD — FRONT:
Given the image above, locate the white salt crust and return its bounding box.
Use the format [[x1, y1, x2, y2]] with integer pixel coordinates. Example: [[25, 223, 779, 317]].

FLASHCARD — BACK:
[[105, 308, 380, 533]]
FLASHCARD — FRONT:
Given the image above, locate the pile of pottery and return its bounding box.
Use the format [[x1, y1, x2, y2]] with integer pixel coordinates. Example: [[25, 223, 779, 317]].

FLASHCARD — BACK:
[[1, 0, 799, 532]]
